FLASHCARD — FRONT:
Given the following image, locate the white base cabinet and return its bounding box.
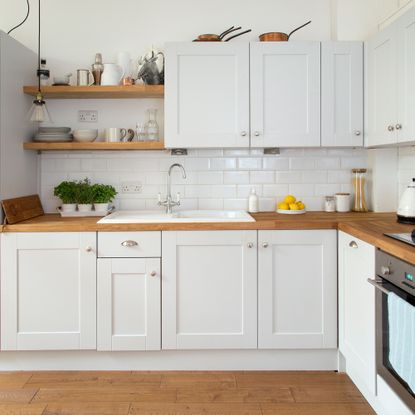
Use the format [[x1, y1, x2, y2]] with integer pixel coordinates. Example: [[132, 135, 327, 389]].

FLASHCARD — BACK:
[[162, 230, 257, 349], [258, 230, 337, 349], [97, 258, 161, 351], [1, 232, 96, 350], [338, 231, 377, 396]]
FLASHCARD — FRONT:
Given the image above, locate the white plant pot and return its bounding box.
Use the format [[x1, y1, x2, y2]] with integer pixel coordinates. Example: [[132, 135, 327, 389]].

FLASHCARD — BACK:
[[61, 203, 77, 213], [94, 202, 109, 212], [77, 204, 93, 212]]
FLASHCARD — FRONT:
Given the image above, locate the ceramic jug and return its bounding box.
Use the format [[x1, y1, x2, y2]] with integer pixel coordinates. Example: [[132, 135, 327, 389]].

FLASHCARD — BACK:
[[101, 63, 124, 86]]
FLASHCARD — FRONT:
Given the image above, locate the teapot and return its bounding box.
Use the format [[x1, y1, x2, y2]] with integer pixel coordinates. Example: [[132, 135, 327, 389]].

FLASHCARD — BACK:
[[101, 63, 124, 86]]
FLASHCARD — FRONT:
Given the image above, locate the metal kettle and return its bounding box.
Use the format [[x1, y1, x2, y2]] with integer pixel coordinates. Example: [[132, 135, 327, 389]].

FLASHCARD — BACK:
[[397, 178, 415, 224]]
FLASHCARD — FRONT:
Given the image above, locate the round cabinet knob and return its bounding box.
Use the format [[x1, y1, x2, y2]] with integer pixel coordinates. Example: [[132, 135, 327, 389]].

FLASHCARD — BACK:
[[150, 271, 157, 277], [349, 241, 358, 249], [85, 246, 93, 252], [254, 131, 260, 137], [396, 124, 402, 130], [247, 242, 254, 248], [121, 240, 138, 247], [262, 242, 269, 248], [381, 266, 391, 276], [388, 125, 395, 132], [354, 130, 361, 136], [241, 131, 247, 137]]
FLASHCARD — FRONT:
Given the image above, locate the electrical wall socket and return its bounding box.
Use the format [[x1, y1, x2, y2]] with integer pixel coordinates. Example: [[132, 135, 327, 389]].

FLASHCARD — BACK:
[[121, 182, 143, 194], [78, 110, 98, 122]]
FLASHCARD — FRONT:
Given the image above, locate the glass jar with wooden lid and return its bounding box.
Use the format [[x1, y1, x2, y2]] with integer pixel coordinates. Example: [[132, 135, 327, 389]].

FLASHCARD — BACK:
[[352, 168, 368, 212]]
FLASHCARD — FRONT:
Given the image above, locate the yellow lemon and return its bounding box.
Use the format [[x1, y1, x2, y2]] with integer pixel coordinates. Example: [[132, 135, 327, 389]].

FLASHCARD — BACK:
[[284, 195, 296, 204], [277, 202, 289, 210], [296, 201, 305, 210], [289, 203, 300, 210]]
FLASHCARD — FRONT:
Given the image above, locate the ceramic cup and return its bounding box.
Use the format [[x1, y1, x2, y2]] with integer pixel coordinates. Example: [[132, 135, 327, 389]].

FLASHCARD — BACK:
[[335, 193, 351, 212], [105, 128, 127, 142]]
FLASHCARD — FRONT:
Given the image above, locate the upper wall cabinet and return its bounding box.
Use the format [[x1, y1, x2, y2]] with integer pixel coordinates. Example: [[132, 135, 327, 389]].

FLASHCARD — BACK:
[[165, 41, 363, 149], [250, 42, 320, 147], [367, 6, 415, 146], [165, 43, 250, 148], [321, 42, 364, 147]]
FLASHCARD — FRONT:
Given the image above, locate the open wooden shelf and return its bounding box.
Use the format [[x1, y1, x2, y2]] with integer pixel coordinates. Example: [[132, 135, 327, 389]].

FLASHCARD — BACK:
[[23, 141, 166, 151], [23, 85, 164, 99]]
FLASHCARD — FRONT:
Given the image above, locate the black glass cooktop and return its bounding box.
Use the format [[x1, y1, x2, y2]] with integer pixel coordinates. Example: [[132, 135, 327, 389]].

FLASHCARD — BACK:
[[384, 230, 415, 247]]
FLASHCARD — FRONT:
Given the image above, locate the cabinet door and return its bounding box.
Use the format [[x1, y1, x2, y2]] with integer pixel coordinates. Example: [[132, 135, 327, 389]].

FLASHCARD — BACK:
[[367, 23, 398, 146], [97, 258, 160, 351], [162, 230, 257, 349], [250, 42, 320, 147], [165, 42, 250, 148], [1, 232, 96, 350], [258, 230, 337, 349], [338, 231, 376, 395], [397, 6, 415, 143], [321, 42, 364, 147]]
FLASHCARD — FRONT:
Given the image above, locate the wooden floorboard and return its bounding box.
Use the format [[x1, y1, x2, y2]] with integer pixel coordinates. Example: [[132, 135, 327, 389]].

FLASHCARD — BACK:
[[0, 371, 375, 415]]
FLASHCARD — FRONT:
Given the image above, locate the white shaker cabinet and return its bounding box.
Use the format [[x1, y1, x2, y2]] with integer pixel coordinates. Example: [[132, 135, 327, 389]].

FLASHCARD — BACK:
[[97, 258, 161, 351], [338, 231, 377, 396], [162, 230, 257, 349], [165, 42, 250, 148], [1, 232, 96, 350], [250, 42, 321, 147], [367, 23, 398, 146], [397, 6, 415, 143], [321, 42, 364, 147], [367, 6, 415, 146], [258, 230, 337, 349]]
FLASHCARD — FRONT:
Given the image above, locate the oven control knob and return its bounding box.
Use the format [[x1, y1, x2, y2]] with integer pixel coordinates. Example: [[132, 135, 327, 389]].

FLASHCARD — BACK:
[[381, 266, 391, 276]]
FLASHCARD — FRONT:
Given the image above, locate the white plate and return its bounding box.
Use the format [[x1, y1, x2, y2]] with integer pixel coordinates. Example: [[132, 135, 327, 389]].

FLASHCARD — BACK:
[[276, 209, 306, 215], [33, 135, 73, 142]]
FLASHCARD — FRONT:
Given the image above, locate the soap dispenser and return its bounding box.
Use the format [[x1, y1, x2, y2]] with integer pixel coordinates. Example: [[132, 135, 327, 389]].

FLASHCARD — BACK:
[[248, 188, 259, 213]]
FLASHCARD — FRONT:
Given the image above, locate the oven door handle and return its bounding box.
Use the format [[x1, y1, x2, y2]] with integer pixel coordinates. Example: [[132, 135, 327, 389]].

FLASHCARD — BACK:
[[367, 278, 392, 295]]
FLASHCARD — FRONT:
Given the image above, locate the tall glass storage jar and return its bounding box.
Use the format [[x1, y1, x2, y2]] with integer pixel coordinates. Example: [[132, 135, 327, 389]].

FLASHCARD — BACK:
[[352, 168, 368, 212]]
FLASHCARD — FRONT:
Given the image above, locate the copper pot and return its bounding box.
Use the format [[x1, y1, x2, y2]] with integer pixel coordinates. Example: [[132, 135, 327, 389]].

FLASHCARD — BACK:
[[259, 20, 311, 42]]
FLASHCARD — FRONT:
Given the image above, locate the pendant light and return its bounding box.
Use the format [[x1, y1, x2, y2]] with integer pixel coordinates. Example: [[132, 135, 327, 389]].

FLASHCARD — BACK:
[[28, 0, 52, 123]]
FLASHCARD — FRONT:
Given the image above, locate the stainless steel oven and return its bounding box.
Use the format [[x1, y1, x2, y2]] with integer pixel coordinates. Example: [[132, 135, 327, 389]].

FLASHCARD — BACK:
[[368, 250, 415, 412]]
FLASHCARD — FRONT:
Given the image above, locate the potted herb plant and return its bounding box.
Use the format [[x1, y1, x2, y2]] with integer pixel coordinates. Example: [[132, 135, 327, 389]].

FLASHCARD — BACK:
[[92, 183, 117, 213], [53, 181, 77, 212], [74, 178, 95, 212]]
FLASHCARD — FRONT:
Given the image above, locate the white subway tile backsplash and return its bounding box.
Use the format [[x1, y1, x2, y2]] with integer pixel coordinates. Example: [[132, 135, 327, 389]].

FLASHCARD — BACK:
[[238, 158, 262, 170], [250, 171, 274, 184], [224, 171, 250, 184], [263, 158, 290, 170], [289, 157, 316, 170], [40, 148, 369, 213], [197, 171, 223, 184]]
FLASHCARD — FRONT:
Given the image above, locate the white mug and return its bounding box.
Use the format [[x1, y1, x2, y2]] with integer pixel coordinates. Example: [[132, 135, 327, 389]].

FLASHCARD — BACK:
[[335, 193, 351, 212], [101, 63, 124, 86], [105, 128, 127, 142], [77, 69, 94, 86]]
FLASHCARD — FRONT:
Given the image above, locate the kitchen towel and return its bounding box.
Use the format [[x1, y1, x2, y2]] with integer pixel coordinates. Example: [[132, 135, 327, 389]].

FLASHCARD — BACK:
[[388, 292, 415, 394]]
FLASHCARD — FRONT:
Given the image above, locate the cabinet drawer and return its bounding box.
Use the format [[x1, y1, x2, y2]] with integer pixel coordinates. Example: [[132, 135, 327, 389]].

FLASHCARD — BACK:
[[98, 232, 161, 258]]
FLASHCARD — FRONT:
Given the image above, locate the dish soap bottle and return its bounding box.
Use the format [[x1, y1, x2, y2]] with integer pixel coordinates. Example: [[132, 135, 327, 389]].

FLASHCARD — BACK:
[[248, 188, 259, 213]]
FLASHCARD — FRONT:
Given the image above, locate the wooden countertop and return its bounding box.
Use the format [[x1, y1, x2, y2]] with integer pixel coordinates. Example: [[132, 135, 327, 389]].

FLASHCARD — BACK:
[[0, 211, 394, 232], [2, 211, 415, 263]]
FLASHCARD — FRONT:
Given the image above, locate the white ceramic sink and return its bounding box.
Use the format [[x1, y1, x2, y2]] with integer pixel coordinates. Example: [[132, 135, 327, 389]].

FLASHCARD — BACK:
[[98, 210, 255, 224]]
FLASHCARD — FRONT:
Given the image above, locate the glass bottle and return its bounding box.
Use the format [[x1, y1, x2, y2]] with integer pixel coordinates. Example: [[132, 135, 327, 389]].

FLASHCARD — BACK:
[[145, 109, 159, 141], [39, 58, 50, 86], [352, 168, 368, 212], [91, 53, 104, 85]]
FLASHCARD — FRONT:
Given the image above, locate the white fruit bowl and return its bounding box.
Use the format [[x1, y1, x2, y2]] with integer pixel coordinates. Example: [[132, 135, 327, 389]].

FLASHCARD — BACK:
[[73, 129, 98, 142], [277, 209, 306, 215]]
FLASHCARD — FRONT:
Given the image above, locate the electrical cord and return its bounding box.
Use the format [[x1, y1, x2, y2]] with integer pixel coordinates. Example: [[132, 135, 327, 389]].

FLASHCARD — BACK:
[[7, 0, 30, 35]]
